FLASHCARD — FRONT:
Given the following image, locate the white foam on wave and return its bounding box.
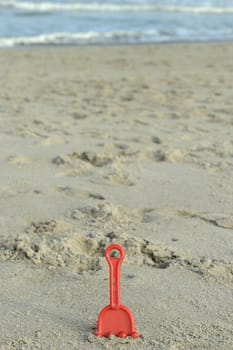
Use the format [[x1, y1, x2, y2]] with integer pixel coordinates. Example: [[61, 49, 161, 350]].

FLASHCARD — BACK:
[[0, 1, 233, 13], [0, 30, 161, 47], [164, 5, 233, 14], [0, 1, 159, 12]]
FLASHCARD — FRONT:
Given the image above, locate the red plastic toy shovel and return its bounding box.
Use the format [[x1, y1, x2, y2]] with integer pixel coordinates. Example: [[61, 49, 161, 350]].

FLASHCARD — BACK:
[[95, 244, 139, 338]]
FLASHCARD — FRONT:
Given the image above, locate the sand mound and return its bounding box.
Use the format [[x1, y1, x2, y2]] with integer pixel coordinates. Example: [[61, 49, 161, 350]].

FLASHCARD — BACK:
[[51, 150, 136, 181], [25, 219, 71, 235], [1, 215, 231, 281], [183, 257, 233, 282], [52, 151, 125, 168], [0, 226, 178, 272], [0, 231, 101, 272], [105, 172, 135, 186], [52, 153, 93, 175], [71, 202, 153, 226]]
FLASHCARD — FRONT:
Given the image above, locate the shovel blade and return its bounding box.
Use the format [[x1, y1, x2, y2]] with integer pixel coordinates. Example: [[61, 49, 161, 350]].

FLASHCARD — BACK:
[[95, 305, 139, 338]]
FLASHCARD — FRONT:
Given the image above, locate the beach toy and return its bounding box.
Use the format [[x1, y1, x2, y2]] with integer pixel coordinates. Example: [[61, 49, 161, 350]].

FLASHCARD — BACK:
[[95, 244, 139, 338]]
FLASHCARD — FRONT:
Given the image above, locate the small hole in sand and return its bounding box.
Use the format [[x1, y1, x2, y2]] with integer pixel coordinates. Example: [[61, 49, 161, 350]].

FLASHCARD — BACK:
[[110, 249, 120, 258]]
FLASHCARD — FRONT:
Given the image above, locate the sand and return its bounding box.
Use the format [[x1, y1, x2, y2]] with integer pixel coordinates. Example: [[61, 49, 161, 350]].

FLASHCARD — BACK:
[[0, 43, 233, 349]]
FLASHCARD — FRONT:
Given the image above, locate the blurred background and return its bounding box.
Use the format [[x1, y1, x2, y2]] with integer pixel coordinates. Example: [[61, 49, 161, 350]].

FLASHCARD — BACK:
[[0, 0, 233, 47]]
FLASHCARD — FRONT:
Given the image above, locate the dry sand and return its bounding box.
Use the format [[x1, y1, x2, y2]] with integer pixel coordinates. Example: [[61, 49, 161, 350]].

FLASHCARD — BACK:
[[0, 43, 233, 349]]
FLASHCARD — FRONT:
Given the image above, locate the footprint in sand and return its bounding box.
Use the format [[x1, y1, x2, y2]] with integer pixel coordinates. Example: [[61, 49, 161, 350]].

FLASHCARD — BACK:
[[52, 150, 137, 186], [7, 155, 34, 167], [105, 172, 135, 186], [41, 135, 65, 146], [54, 186, 105, 201], [144, 148, 184, 163], [0, 183, 32, 198], [52, 151, 122, 168], [70, 202, 154, 227]]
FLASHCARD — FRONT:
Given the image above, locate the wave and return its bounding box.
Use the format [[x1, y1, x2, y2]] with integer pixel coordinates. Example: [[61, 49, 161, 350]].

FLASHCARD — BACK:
[[0, 30, 163, 47], [0, 28, 231, 48], [1, 1, 233, 14]]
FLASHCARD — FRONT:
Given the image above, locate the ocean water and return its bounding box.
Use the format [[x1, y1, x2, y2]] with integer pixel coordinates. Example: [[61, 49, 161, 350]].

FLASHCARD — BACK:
[[0, 0, 233, 47]]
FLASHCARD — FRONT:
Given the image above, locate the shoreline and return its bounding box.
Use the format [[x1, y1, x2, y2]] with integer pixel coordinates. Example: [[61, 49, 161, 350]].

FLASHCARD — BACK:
[[0, 38, 233, 50]]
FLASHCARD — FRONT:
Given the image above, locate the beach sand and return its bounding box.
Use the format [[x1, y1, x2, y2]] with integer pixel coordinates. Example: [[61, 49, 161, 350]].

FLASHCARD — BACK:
[[0, 43, 233, 349]]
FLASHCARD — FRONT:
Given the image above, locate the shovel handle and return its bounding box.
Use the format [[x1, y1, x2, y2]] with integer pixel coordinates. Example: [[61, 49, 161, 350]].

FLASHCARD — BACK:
[[105, 244, 125, 309]]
